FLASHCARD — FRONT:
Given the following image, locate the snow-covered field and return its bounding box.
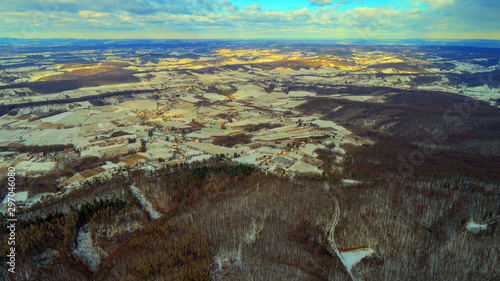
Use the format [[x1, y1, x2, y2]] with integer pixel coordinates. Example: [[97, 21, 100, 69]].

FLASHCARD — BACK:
[[231, 84, 266, 99], [300, 143, 324, 157], [289, 161, 322, 174], [204, 93, 228, 101], [15, 161, 57, 174], [40, 111, 73, 123], [288, 91, 317, 97], [341, 95, 375, 102], [233, 153, 261, 165], [119, 99, 158, 110], [186, 141, 249, 155], [187, 154, 213, 163]]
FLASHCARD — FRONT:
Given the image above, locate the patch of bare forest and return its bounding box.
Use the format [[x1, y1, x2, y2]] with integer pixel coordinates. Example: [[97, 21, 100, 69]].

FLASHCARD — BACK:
[[0, 159, 498, 280], [297, 89, 500, 156], [213, 133, 252, 148]]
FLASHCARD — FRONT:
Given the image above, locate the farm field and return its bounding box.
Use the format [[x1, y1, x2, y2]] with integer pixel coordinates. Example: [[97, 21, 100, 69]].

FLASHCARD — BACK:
[[0, 39, 499, 281]]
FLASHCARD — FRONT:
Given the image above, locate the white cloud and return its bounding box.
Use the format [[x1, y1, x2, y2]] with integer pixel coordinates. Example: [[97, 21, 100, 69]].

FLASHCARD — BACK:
[[244, 3, 261, 11], [309, 0, 334, 6], [221, 0, 239, 12], [78, 10, 109, 18], [421, 0, 454, 8], [1, 0, 499, 39]]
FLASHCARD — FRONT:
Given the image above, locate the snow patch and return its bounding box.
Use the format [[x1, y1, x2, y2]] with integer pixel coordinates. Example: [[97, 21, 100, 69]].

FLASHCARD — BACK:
[[340, 247, 375, 273], [288, 91, 316, 97], [73, 225, 107, 272], [130, 184, 161, 219], [342, 179, 360, 185], [466, 221, 488, 234]]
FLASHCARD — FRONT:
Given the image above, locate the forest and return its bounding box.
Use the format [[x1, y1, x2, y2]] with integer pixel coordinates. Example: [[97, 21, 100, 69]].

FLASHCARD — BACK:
[[297, 89, 500, 157], [0, 40, 498, 280], [1, 144, 74, 154], [212, 133, 252, 148], [0, 149, 498, 281]]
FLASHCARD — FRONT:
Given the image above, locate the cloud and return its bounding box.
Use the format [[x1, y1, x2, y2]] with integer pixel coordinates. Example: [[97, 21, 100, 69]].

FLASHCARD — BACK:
[[220, 0, 239, 12], [1, 0, 500, 39], [224, 5, 239, 12], [308, 0, 334, 6], [78, 10, 109, 18], [0, 0, 237, 15], [244, 3, 261, 11], [195, 0, 221, 11], [421, 0, 454, 8]]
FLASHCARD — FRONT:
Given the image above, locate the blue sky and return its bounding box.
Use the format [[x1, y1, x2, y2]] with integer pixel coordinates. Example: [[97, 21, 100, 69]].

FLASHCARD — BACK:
[[231, 0, 420, 12], [0, 0, 499, 40]]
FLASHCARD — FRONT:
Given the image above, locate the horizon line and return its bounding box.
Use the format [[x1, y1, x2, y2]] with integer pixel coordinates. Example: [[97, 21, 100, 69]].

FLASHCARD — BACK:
[[2, 37, 500, 41]]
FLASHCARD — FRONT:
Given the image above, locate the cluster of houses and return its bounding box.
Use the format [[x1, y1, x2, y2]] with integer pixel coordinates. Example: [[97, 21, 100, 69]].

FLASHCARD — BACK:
[[1, 151, 54, 162], [1, 126, 29, 130], [136, 106, 172, 121]]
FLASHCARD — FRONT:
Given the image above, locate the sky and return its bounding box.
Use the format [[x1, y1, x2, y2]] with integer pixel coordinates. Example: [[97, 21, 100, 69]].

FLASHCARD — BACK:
[[0, 0, 499, 40]]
